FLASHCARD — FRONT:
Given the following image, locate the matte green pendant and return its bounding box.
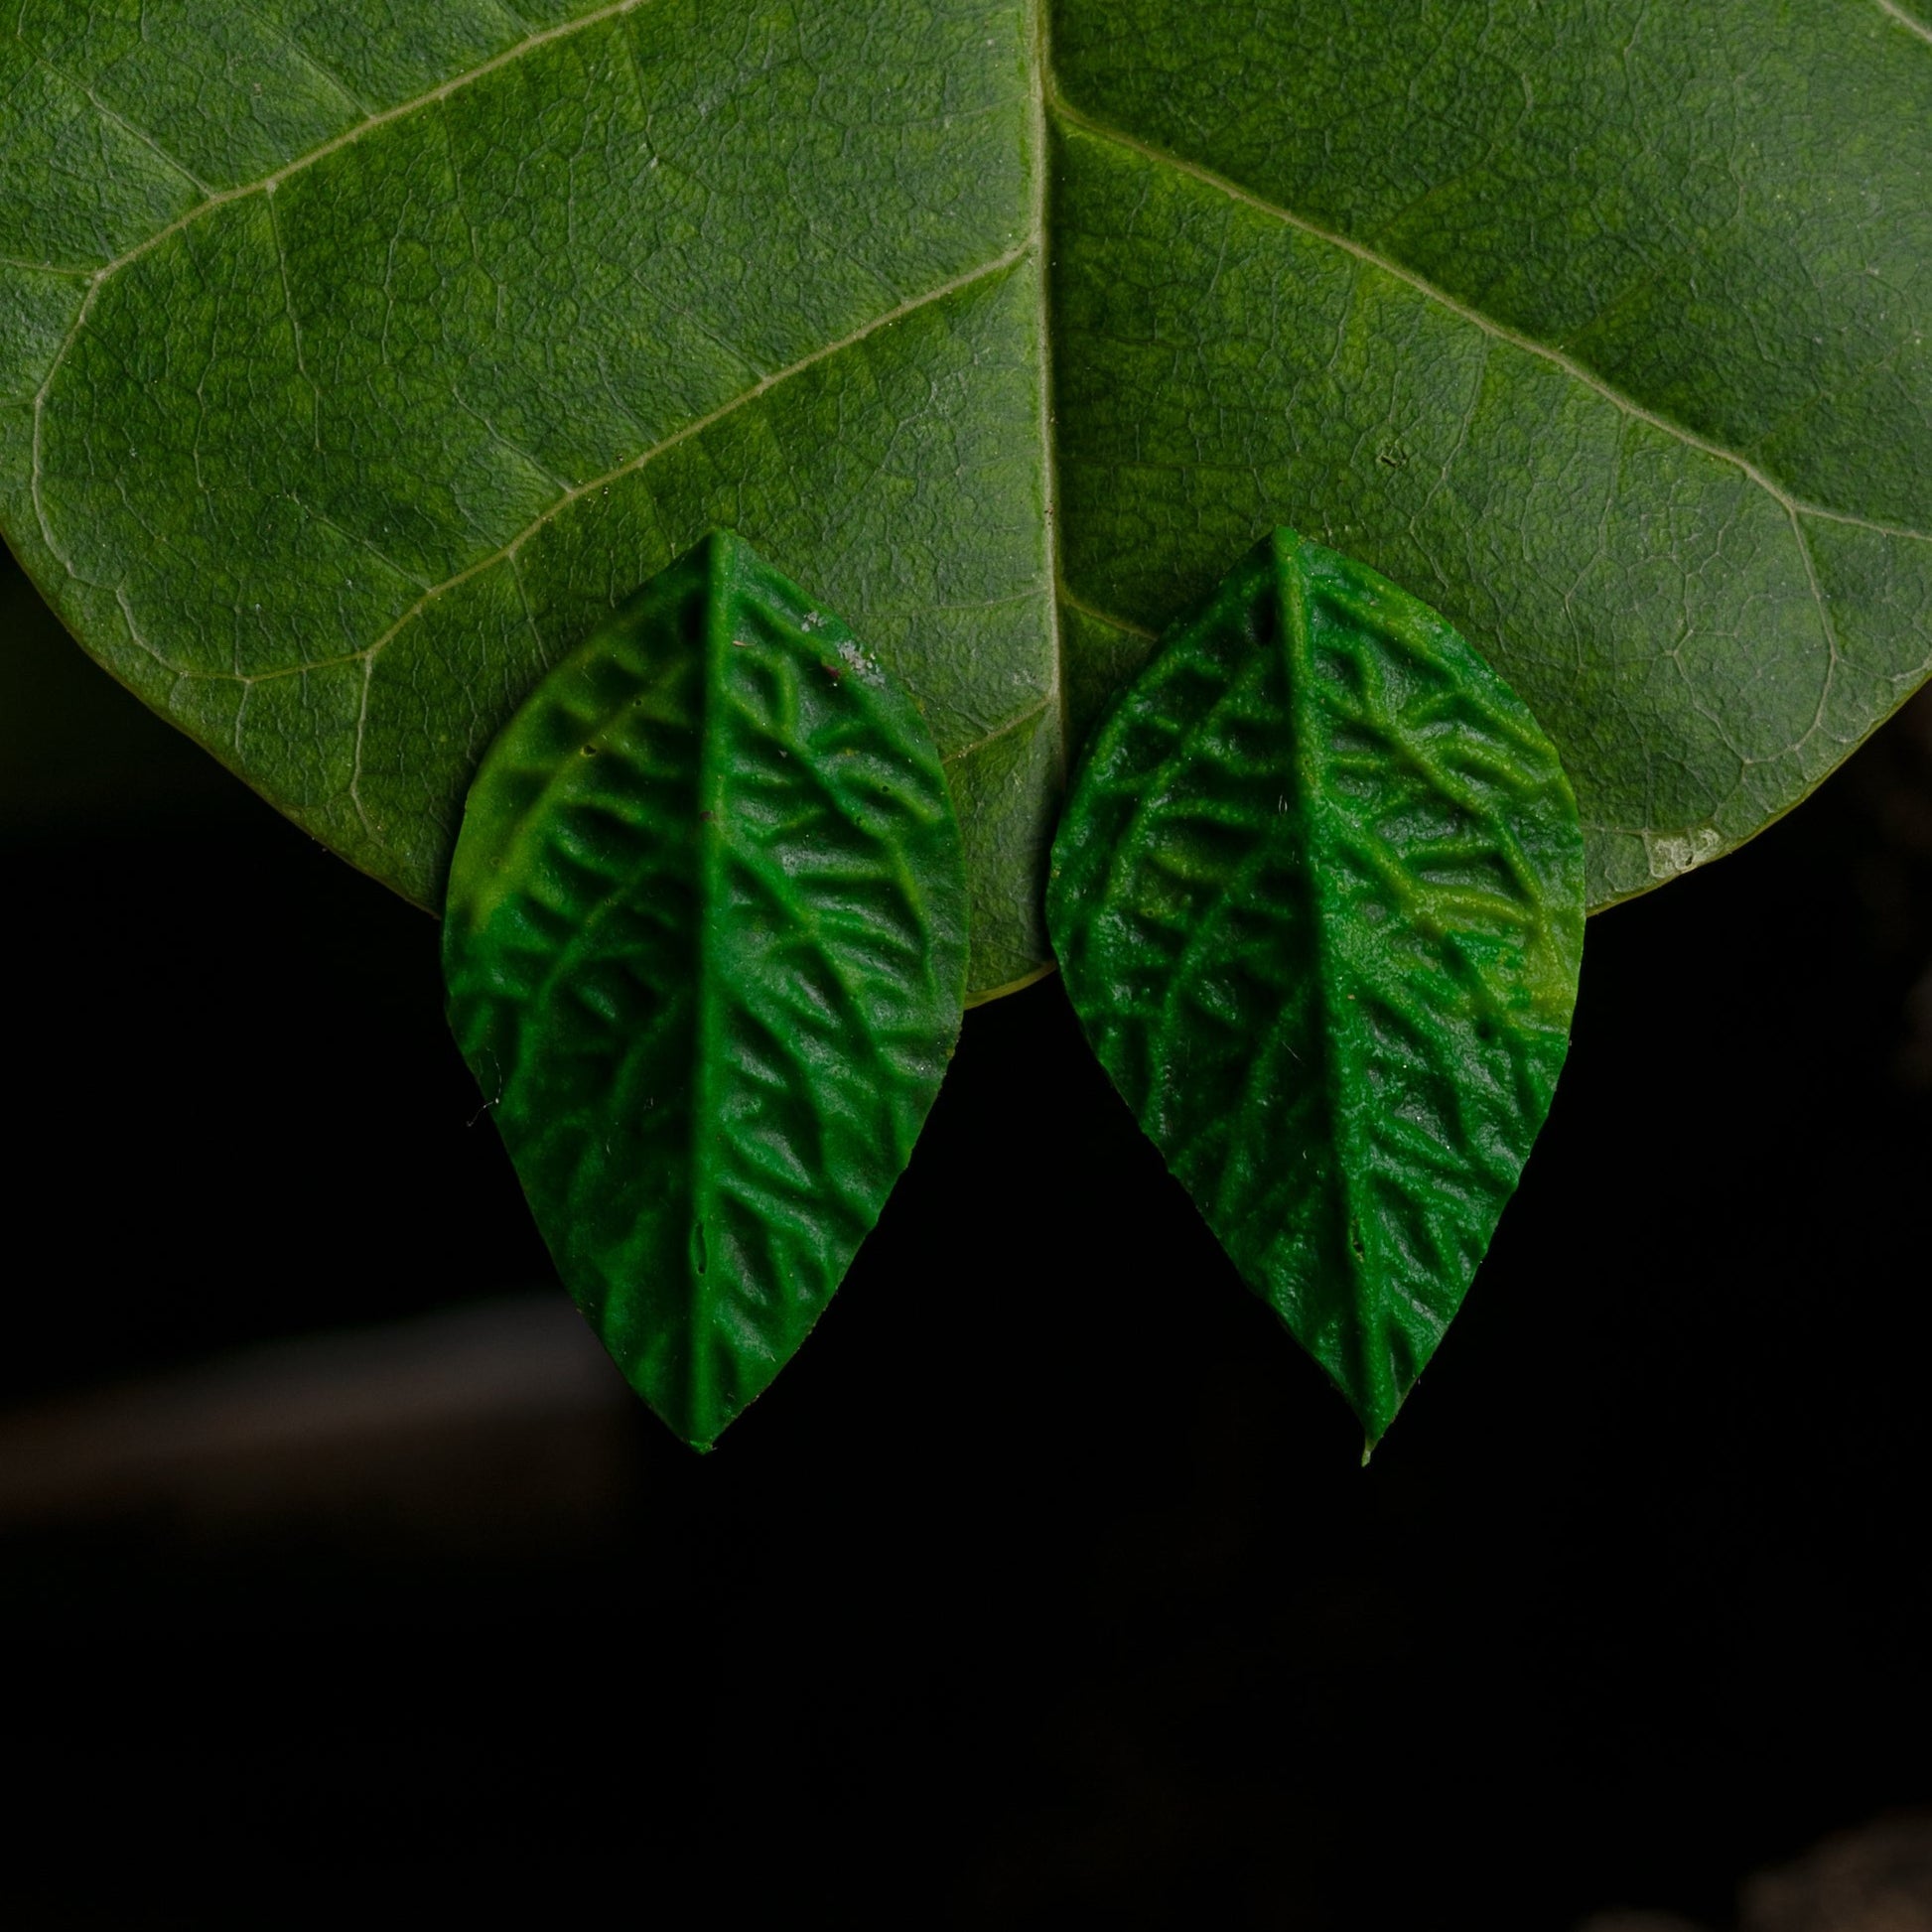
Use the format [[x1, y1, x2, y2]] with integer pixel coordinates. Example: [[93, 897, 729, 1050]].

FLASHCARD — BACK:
[[1049, 529, 1586, 1443], [444, 532, 969, 1448]]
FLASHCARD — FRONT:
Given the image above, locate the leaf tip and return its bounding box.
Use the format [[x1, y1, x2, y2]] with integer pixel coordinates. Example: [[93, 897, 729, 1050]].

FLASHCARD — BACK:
[[1266, 522, 1309, 564]]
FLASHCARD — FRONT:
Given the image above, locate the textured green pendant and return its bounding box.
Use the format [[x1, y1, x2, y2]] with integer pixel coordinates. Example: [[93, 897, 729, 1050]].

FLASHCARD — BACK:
[[443, 532, 969, 1449], [1049, 530, 1586, 1443]]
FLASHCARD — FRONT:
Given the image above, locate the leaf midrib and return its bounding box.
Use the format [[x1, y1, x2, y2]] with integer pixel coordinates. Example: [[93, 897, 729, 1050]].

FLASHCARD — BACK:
[[688, 535, 732, 1433], [1274, 537, 1381, 1409], [20, 0, 1932, 859]]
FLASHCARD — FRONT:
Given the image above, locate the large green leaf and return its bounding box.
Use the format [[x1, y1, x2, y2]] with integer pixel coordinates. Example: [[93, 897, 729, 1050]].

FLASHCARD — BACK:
[[3, 1, 1929, 996], [1049, 530, 1585, 1441], [443, 531, 968, 1447]]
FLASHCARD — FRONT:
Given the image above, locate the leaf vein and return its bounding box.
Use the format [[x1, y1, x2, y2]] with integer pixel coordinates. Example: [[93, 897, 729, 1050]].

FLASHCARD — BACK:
[[348, 243, 1032, 679], [1046, 96, 1932, 549], [1058, 585, 1159, 641], [1877, 0, 1932, 48], [942, 694, 1050, 767], [57, 0, 652, 283]]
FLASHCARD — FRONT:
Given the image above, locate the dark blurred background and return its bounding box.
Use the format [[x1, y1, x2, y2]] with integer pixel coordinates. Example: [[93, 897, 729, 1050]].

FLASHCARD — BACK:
[[2, 542, 1928, 1929]]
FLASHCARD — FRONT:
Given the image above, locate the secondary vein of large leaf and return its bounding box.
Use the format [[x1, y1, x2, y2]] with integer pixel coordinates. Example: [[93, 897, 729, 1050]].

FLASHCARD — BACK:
[[1045, 94, 1932, 558], [341, 242, 1034, 840], [19, 0, 653, 284], [1878, 0, 1932, 49]]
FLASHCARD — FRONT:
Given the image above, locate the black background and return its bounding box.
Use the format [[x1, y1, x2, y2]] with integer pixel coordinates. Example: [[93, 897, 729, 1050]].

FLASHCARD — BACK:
[[2, 542, 1927, 1928]]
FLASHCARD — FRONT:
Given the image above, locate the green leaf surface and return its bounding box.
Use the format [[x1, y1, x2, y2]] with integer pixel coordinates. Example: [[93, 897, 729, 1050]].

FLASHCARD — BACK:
[[4, 2, 1931, 996], [1049, 531, 1585, 1439], [442, 532, 968, 1448]]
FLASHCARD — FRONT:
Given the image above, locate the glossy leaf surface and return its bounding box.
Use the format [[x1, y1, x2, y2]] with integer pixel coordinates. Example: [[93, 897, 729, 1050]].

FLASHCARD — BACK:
[[1049, 531, 1585, 1439], [4, 2, 1931, 997], [443, 532, 967, 1448]]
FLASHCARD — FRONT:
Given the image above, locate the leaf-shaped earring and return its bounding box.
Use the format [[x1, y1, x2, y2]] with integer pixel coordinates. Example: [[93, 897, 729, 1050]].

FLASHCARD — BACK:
[[1049, 529, 1586, 1446], [443, 531, 969, 1449]]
